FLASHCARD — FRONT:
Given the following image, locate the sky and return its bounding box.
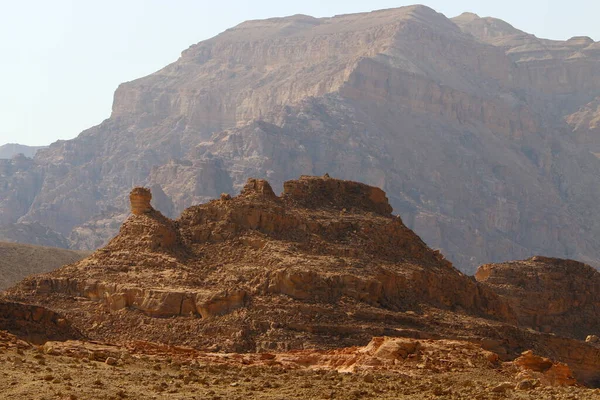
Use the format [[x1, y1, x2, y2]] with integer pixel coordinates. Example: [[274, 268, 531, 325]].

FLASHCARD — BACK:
[[0, 0, 598, 146]]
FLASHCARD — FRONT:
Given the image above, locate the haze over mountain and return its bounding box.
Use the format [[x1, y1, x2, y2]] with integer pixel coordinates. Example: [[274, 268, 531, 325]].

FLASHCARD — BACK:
[[2, 5, 600, 273], [0, 143, 46, 159], [0, 221, 71, 249]]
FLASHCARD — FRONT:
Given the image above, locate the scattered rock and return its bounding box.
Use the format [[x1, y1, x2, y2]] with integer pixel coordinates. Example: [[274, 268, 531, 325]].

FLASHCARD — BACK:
[[363, 373, 374, 383], [516, 379, 537, 390], [586, 335, 599, 344], [491, 382, 514, 393], [130, 188, 153, 215]]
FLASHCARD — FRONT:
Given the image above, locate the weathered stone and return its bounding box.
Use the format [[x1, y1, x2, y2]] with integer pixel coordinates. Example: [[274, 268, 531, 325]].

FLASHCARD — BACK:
[[515, 351, 554, 372], [0, 301, 82, 344], [586, 335, 599, 344], [4, 176, 513, 350], [282, 176, 392, 215], [515, 379, 537, 391], [363, 337, 421, 360], [514, 350, 577, 386], [5, 175, 600, 387], [195, 291, 247, 319], [240, 179, 277, 199], [491, 382, 514, 393], [130, 188, 153, 215]]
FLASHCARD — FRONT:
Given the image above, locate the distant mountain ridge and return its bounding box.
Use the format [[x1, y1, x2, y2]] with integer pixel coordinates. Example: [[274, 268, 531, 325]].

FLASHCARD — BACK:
[[0, 241, 88, 290], [0, 143, 46, 159], [0, 222, 71, 249], [1, 5, 600, 273]]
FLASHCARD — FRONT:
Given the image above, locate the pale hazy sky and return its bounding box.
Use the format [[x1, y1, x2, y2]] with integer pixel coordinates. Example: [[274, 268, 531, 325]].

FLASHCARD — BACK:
[[1, 0, 598, 146]]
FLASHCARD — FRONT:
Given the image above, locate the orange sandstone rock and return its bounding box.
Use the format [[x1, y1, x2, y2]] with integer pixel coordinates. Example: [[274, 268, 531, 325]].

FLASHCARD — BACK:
[[129, 187, 153, 215], [515, 350, 577, 386]]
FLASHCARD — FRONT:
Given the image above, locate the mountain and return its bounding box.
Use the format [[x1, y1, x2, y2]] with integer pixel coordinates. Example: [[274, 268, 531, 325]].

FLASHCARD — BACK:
[[0, 143, 46, 159], [2, 5, 600, 272], [6, 176, 600, 385], [0, 222, 71, 249], [0, 241, 88, 291]]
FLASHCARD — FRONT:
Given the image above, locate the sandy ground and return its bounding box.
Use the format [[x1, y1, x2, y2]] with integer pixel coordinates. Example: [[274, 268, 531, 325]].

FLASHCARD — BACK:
[[1, 338, 600, 400]]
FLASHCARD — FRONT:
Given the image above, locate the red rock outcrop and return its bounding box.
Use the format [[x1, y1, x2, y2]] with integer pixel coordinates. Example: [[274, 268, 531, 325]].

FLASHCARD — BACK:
[[129, 187, 153, 215], [281, 175, 392, 215], [514, 350, 577, 387]]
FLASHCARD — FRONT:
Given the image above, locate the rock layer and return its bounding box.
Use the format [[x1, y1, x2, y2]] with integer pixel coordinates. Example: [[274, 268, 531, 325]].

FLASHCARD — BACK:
[[129, 187, 153, 215]]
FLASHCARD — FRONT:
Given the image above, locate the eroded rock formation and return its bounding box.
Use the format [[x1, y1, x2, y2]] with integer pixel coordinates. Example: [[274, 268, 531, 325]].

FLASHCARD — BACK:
[[129, 187, 153, 215], [6, 176, 600, 386], [6, 177, 510, 345]]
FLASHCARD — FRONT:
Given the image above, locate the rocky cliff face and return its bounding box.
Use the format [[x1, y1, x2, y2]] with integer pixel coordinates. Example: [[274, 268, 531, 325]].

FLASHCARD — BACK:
[[3, 5, 600, 272], [0, 222, 70, 249]]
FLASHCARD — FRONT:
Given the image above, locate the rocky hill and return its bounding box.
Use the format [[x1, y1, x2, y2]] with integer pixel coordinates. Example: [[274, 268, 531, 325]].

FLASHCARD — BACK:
[[476, 256, 600, 340], [2, 5, 600, 272], [5, 177, 513, 349], [6, 176, 600, 386], [0, 143, 45, 159], [0, 242, 88, 291]]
